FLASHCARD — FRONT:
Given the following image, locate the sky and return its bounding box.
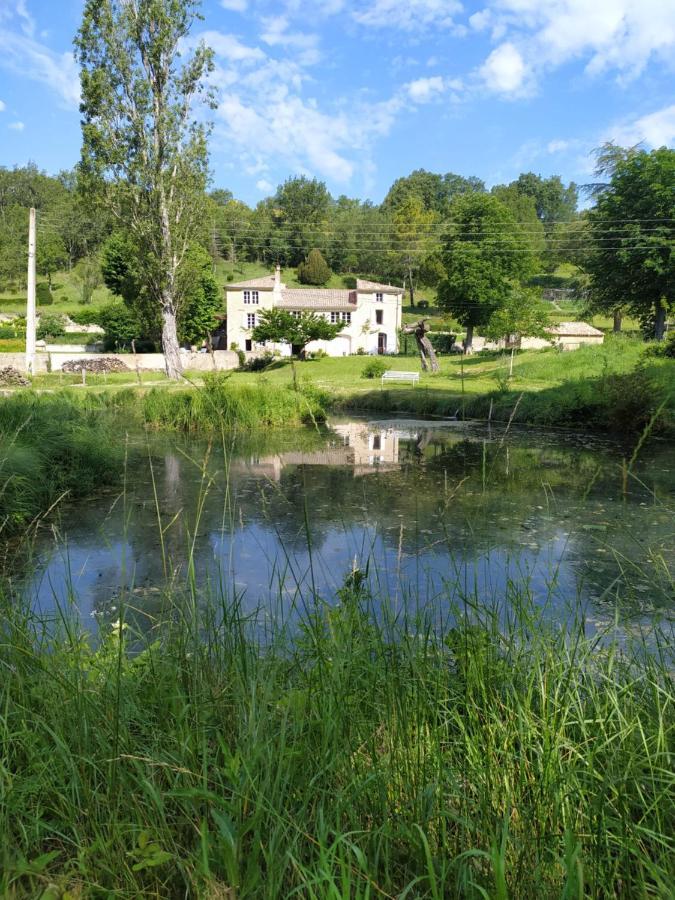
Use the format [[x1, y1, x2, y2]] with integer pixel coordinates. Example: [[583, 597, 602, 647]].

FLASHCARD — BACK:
[[0, 0, 674, 205]]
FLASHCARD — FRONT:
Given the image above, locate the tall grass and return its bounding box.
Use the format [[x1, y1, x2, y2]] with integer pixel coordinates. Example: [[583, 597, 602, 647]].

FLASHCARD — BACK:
[[0, 391, 127, 535], [1, 567, 672, 898], [141, 373, 329, 431]]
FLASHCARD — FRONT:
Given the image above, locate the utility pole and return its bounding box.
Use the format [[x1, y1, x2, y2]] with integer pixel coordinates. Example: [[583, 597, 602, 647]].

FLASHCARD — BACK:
[[25, 207, 36, 374]]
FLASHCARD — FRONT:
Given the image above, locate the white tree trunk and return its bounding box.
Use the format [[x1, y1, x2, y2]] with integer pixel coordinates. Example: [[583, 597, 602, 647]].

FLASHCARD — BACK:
[[161, 298, 183, 379]]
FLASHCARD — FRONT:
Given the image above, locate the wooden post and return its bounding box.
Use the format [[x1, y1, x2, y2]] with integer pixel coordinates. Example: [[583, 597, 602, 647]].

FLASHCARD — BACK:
[[25, 208, 36, 374]]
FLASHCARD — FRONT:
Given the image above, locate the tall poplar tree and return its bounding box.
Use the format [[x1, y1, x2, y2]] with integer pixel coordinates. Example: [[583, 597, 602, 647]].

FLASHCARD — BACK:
[[75, 0, 214, 378]]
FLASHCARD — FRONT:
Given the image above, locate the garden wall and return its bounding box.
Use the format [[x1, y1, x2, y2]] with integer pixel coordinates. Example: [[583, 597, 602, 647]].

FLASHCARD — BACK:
[[0, 351, 239, 374]]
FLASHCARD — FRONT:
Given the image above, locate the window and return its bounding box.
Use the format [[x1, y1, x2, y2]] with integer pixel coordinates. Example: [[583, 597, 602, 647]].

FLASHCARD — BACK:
[[290, 310, 301, 319], [375, 309, 383, 325], [243, 290, 259, 304], [245, 339, 252, 351], [376, 292, 383, 302], [341, 312, 351, 324], [246, 313, 256, 329], [372, 435, 381, 451], [330, 311, 340, 324]]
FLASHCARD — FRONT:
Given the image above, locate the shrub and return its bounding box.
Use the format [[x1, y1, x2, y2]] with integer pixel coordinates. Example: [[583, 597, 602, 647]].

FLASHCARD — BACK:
[[362, 358, 388, 379], [644, 332, 675, 359], [417, 299, 429, 309], [429, 332, 456, 354], [36, 282, 53, 305], [297, 249, 331, 286], [36, 312, 67, 340], [68, 308, 102, 327], [98, 301, 144, 350], [241, 351, 275, 372], [308, 348, 328, 359]]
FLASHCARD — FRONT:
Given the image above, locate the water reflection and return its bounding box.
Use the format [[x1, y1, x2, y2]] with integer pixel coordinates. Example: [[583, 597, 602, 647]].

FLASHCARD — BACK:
[[27, 418, 674, 638]]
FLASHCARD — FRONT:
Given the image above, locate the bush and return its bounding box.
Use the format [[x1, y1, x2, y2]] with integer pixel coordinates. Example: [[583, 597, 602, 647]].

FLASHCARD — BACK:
[[68, 308, 102, 327], [297, 249, 331, 286], [429, 332, 456, 354], [644, 331, 675, 359], [241, 351, 275, 372], [417, 299, 429, 309], [362, 358, 388, 379], [308, 348, 328, 359], [98, 301, 144, 351], [36, 282, 53, 305], [36, 313, 67, 340]]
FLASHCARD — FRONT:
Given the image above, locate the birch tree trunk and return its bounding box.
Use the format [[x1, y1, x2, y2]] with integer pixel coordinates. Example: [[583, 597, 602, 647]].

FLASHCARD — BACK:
[[162, 295, 183, 379]]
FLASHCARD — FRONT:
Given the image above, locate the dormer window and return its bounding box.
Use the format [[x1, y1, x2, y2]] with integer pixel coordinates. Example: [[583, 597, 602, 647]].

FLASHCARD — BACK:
[[244, 290, 259, 304], [376, 292, 383, 302]]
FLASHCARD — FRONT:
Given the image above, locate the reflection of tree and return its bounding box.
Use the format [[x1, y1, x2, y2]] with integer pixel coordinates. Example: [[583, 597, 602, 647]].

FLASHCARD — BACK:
[[34, 423, 674, 631]]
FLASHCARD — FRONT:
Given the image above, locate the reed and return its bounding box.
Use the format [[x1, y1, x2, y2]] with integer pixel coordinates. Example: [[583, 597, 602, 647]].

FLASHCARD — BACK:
[[0, 551, 672, 898]]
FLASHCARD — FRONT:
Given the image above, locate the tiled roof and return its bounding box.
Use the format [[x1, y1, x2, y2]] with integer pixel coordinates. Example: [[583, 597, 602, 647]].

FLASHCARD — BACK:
[[278, 289, 357, 309], [547, 321, 604, 336], [227, 275, 277, 289], [356, 278, 404, 294]]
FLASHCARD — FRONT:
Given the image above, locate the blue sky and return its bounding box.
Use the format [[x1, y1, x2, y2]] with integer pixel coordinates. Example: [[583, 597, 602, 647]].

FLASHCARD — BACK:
[[0, 0, 674, 205]]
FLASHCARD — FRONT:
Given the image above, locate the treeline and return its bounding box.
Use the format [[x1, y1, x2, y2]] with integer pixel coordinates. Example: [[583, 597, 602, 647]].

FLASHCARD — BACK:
[[0, 163, 578, 296], [1, 148, 672, 343], [208, 169, 579, 292]]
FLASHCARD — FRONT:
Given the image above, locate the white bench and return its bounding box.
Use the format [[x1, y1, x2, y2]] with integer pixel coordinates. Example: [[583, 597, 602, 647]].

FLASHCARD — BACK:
[[381, 370, 420, 387]]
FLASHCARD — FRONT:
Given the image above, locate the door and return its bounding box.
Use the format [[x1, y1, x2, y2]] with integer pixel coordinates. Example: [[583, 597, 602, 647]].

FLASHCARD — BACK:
[[377, 332, 387, 354]]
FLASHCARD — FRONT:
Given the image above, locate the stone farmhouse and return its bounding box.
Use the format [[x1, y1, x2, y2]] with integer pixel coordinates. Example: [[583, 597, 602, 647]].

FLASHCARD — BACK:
[[226, 266, 403, 356]]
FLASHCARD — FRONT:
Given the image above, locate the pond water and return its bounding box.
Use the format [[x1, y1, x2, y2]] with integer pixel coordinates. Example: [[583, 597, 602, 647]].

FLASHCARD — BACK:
[[26, 417, 674, 639]]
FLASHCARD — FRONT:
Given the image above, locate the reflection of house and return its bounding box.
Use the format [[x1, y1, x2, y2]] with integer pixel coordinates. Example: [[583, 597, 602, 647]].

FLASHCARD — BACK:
[[230, 423, 401, 481], [226, 266, 403, 356]]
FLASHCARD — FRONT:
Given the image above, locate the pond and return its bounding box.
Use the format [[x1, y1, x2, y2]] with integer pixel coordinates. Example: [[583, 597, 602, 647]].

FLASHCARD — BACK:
[[25, 416, 674, 640]]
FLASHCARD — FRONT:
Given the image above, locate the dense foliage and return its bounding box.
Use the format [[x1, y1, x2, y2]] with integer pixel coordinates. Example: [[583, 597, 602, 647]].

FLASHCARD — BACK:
[[297, 248, 332, 285], [437, 194, 537, 348], [252, 308, 344, 357], [585, 145, 674, 340]]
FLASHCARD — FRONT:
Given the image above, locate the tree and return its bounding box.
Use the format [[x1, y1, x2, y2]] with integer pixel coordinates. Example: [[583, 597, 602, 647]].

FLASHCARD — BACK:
[[437, 194, 536, 351], [511, 173, 578, 226], [297, 249, 331, 285], [274, 177, 332, 265], [176, 244, 220, 346], [585, 145, 674, 340], [212, 198, 252, 265], [75, 0, 214, 378], [37, 229, 68, 287], [252, 309, 344, 358], [74, 255, 103, 304], [389, 195, 438, 308], [383, 168, 484, 216]]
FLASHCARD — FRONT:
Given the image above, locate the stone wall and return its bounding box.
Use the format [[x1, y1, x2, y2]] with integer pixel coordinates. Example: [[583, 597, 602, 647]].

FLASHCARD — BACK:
[[0, 350, 239, 374]]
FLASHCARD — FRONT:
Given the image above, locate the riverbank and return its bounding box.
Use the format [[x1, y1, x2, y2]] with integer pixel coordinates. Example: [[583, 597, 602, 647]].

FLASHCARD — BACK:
[[1, 575, 673, 898], [0, 382, 326, 534], [8, 335, 674, 436]]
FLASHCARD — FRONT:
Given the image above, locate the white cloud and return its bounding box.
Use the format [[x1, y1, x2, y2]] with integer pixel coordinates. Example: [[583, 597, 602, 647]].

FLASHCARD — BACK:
[[0, 100, 5, 112], [256, 178, 274, 192], [220, 0, 248, 10], [353, 0, 463, 31], [547, 139, 571, 153], [480, 43, 530, 94], [0, 30, 80, 108], [8, 120, 24, 131], [259, 16, 321, 65], [605, 104, 675, 148], [474, 0, 675, 94], [405, 75, 446, 103], [197, 31, 265, 62]]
